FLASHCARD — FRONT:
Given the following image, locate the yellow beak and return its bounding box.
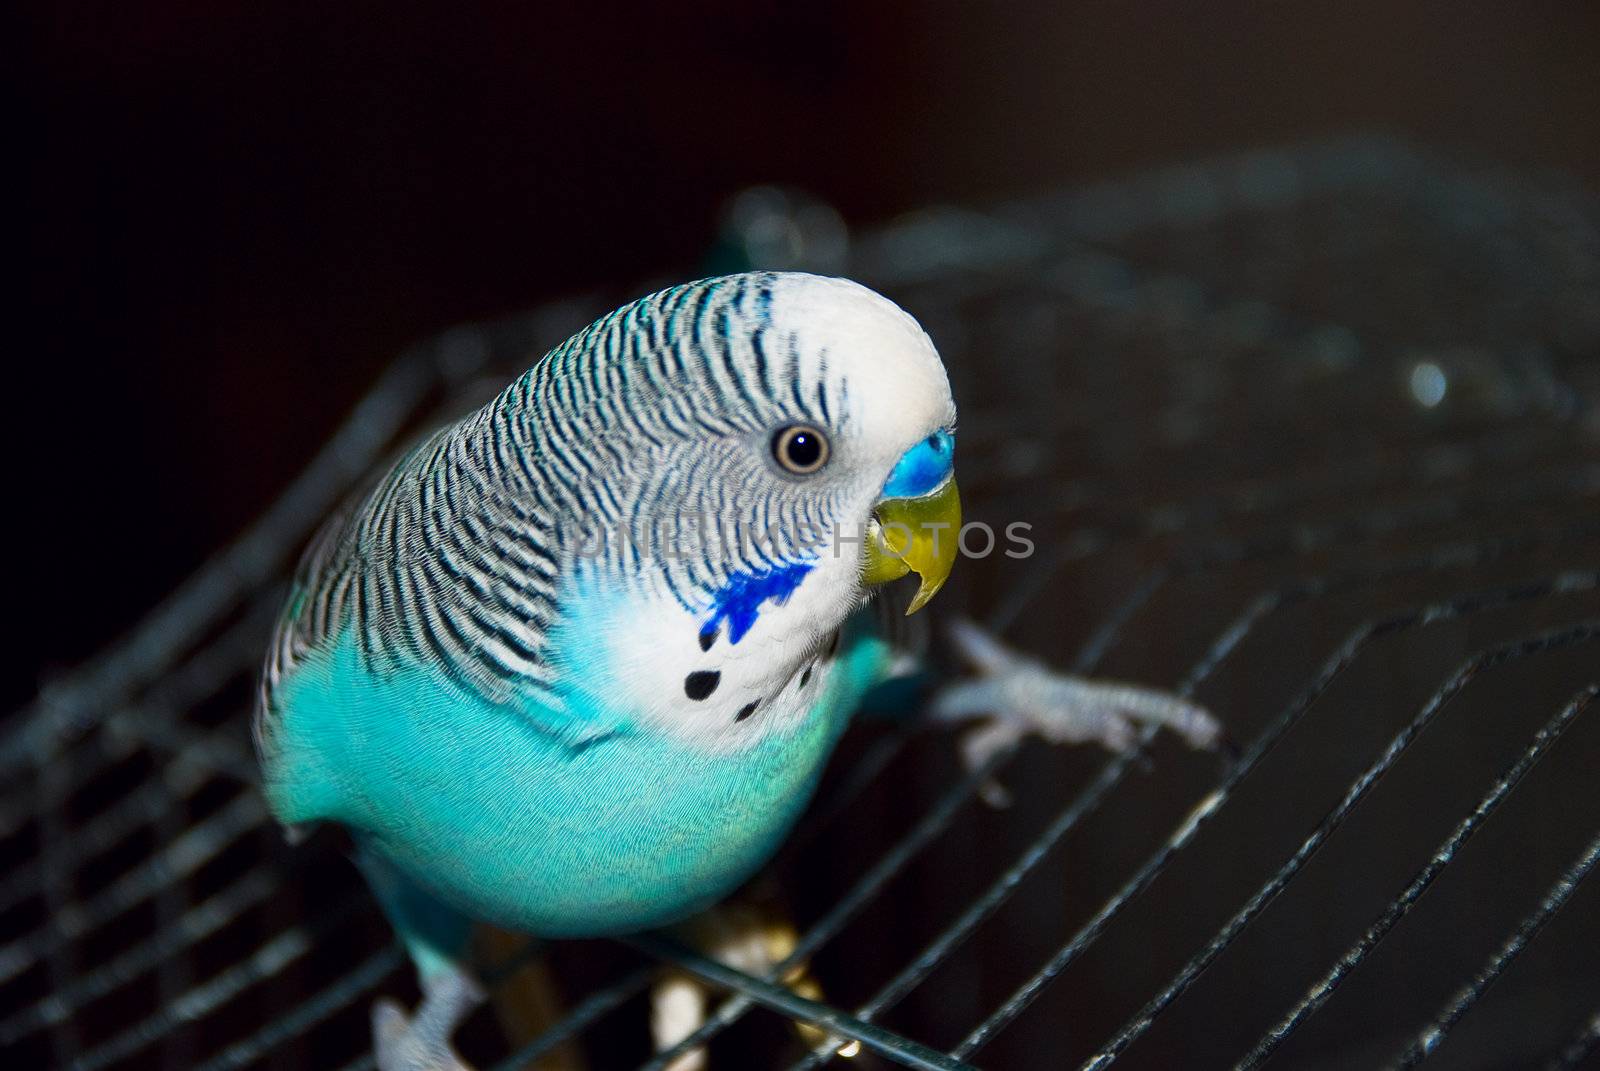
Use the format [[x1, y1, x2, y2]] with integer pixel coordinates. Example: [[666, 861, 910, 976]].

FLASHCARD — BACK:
[[860, 476, 961, 614]]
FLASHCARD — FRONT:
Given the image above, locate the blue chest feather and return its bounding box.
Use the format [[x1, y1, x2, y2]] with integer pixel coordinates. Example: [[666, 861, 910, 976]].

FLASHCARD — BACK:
[[705, 560, 814, 643], [263, 618, 891, 937]]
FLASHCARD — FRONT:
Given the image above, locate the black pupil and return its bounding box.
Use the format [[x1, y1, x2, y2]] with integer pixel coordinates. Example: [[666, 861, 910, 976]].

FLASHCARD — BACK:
[[784, 429, 822, 469]]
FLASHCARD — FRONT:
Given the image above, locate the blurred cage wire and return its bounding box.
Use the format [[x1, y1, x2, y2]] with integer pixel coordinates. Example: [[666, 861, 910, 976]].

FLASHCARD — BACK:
[[2, 134, 1599, 1071]]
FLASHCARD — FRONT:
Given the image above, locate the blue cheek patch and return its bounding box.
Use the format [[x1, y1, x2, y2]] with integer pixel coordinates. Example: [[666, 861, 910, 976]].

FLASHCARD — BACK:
[[707, 560, 815, 644], [882, 429, 955, 499]]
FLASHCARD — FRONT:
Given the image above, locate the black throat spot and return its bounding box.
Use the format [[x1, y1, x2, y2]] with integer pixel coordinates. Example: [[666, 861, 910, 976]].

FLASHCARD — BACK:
[[684, 670, 720, 701]]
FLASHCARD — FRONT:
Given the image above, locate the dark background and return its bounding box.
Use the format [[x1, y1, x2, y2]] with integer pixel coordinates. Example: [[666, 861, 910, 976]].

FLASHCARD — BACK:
[[9, 8, 1600, 1071], [13, 3, 1600, 703]]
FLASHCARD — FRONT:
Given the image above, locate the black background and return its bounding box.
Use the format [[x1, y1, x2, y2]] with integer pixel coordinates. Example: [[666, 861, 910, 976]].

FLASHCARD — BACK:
[[14, 3, 1600, 704]]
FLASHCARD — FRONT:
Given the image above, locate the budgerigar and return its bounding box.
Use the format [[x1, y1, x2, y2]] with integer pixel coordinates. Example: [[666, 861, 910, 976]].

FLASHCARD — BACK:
[[254, 272, 1221, 1069]]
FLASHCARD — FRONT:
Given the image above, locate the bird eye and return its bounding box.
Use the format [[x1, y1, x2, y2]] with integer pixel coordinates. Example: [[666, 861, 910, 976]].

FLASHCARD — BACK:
[[771, 424, 830, 475]]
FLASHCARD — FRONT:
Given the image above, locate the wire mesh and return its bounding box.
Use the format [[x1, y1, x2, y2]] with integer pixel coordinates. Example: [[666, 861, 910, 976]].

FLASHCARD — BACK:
[[4, 136, 1599, 1070]]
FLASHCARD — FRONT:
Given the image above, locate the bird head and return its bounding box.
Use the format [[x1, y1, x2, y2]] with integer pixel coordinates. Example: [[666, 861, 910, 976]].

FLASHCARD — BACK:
[[519, 272, 959, 733]]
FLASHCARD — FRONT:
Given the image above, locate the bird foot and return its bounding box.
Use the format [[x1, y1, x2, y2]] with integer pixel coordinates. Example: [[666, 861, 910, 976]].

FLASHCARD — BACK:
[[931, 618, 1226, 806], [652, 902, 854, 1070], [373, 966, 485, 1071]]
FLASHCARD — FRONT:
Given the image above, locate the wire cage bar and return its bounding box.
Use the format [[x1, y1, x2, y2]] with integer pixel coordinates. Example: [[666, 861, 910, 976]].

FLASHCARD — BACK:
[[4, 136, 1599, 1070]]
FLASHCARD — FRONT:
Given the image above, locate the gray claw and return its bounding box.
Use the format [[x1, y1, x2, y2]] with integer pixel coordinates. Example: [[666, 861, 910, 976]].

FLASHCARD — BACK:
[[934, 619, 1224, 800], [374, 1000, 473, 1071], [372, 967, 483, 1071]]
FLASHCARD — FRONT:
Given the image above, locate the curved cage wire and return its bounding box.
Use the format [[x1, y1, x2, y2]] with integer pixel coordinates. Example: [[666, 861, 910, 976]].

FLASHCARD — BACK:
[[3, 137, 1599, 1070]]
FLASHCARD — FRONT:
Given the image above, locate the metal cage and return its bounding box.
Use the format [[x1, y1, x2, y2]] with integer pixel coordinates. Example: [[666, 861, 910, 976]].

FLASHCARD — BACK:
[[3, 137, 1598, 1070]]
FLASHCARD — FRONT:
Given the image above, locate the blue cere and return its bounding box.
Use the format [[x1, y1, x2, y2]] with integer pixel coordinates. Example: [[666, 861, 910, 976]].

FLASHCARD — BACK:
[[706, 560, 815, 644], [882, 429, 955, 498]]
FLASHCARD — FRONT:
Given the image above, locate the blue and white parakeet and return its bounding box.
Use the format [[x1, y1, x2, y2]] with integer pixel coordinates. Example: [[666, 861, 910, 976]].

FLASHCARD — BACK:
[[254, 272, 1220, 1069]]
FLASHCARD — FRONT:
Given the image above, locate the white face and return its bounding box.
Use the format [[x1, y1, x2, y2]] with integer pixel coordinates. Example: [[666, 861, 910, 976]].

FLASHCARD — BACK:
[[547, 274, 956, 750], [769, 274, 957, 481]]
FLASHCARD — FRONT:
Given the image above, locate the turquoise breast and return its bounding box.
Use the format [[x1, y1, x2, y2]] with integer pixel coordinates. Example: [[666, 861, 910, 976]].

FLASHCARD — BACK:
[[263, 624, 888, 936]]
